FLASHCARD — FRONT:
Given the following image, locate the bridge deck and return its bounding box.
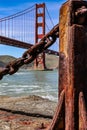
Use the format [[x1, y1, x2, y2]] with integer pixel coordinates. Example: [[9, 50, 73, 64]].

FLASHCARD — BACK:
[[0, 35, 59, 56]]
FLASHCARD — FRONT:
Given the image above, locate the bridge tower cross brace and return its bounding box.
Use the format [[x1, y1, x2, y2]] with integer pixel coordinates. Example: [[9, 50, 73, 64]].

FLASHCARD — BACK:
[[34, 3, 46, 70]]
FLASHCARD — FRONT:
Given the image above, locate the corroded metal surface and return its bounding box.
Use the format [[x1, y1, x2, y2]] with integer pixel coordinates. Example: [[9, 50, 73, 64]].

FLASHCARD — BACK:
[[49, 0, 87, 130], [79, 92, 87, 129]]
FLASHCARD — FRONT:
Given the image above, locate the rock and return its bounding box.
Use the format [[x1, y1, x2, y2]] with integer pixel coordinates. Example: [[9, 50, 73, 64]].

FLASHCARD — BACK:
[[0, 95, 57, 130], [0, 95, 57, 118]]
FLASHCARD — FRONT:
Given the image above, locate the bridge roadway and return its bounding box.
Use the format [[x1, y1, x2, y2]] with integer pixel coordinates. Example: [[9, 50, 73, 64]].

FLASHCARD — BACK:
[[0, 35, 59, 56]]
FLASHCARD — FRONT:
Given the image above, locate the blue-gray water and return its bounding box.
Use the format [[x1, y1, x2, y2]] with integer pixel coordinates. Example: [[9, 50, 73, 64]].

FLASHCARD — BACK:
[[0, 69, 58, 101]]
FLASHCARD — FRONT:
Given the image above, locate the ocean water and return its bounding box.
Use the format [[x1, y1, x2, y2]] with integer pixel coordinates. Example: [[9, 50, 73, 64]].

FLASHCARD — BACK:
[[0, 69, 58, 102]]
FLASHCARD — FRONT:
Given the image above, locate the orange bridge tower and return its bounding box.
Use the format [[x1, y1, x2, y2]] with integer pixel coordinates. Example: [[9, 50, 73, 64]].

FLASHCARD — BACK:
[[34, 3, 46, 70]]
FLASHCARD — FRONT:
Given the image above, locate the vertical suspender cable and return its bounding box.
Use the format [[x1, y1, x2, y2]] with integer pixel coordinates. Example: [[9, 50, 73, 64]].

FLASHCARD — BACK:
[[22, 15, 24, 41], [12, 17, 13, 38], [1, 21, 2, 35], [5, 20, 6, 36], [0, 4, 35, 42], [23, 14, 25, 42], [8, 19, 9, 37]]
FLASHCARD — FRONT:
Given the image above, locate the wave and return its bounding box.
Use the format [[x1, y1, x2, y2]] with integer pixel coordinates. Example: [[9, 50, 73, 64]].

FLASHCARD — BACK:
[[0, 82, 8, 86], [0, 70, 58, 101], [39, 94, 58, 102], [15, 72, 28, 75]]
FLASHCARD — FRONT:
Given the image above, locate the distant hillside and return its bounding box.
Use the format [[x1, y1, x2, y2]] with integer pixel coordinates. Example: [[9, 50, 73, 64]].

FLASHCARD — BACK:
[[0, 55, 16, 64], [0, 54, 59, 69], [0, 61, 6, 67], [45, 54, 59, 69]]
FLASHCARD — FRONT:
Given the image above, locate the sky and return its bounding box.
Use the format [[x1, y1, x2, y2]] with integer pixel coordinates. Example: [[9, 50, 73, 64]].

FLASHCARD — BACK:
[[0, 0, 66, 58]]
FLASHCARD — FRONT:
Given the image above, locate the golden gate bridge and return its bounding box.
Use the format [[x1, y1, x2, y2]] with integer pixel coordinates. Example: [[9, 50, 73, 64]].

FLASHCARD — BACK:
[[0, 3, 59, 70]]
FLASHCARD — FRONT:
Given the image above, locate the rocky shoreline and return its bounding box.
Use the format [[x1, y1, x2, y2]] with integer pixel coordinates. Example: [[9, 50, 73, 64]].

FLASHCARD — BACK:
[[0, 95, 57, 130]]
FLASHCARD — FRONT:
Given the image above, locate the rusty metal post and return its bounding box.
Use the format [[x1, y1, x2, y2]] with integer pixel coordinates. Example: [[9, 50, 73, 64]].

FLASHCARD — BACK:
[[49, 0, 87, 130], [79, 92, 87, 129], [59, 1, 75, 129]]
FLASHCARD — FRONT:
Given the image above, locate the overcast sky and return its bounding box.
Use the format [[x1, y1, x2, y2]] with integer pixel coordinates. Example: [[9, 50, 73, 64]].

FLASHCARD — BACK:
[[0, 0, 66, 58]]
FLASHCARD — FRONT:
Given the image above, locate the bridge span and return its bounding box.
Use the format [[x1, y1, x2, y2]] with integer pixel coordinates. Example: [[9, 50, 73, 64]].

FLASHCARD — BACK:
[[0, 35, 59, 56]]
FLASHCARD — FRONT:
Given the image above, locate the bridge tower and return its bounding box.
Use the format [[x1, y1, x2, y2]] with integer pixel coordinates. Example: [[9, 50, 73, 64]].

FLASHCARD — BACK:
[[34, 3, 46, 70]]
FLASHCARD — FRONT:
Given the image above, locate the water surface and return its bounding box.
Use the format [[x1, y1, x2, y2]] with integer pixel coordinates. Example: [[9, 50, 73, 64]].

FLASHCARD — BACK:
[[0, 69, 58, 101]]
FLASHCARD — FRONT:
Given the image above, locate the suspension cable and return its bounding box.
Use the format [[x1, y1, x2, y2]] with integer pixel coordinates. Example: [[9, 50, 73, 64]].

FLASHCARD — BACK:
[[45, 5, 55, 27], [0, 5, 35, 22], [45, 5, 58, 50]]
